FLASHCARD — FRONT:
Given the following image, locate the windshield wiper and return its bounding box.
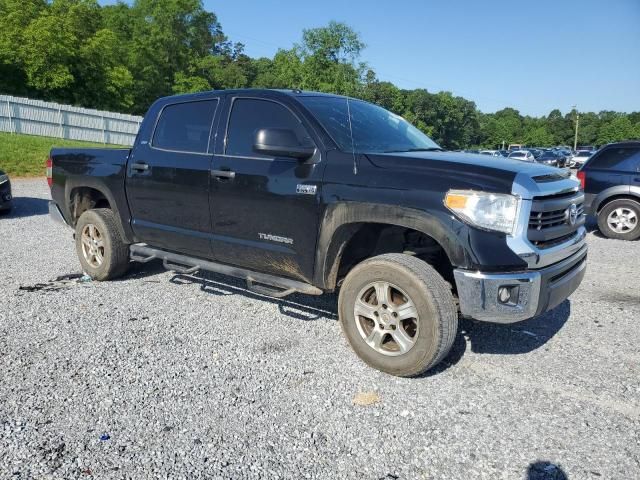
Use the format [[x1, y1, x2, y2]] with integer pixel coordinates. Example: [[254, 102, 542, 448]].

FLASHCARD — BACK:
[[383, 147, 444, 153]]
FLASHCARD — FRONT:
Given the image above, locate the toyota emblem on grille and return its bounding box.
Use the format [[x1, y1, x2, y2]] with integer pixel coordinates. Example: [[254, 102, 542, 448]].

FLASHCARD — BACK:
[[567, 203, 578, 226]]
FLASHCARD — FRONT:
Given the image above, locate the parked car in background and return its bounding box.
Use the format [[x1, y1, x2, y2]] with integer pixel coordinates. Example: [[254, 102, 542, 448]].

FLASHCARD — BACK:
[[499, 150, 510, 157], [580, 141, 640, 240], [479, 150, 501, 156], [571, 150, 593, 168], [508, 150, 535, 162], [508, 144, 524, 151], [0, 170, 12, 214], [524, 148, 543, 159], [536, 151, 561, 167], [577, 145, 596, 153]]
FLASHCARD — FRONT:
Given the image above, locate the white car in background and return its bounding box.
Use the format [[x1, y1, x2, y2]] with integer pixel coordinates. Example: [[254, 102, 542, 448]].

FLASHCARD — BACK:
[[508, 150, 535, 162], [571, 150, 593, 167], [479, 150, 501, 156]]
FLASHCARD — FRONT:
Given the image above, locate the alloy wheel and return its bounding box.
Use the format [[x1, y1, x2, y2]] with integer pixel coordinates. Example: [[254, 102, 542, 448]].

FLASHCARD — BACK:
[[80, 223, 105, 268], [353, 281, 419, 356], [607, 207, 638, 233]]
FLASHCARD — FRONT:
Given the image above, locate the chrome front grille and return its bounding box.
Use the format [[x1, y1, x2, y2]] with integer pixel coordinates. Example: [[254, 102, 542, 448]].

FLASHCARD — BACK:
[[528, 191, 585, 249], [529, 205, 585, 230]]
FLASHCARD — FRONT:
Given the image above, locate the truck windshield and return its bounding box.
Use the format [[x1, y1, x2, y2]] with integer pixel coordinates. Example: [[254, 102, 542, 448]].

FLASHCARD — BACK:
[[299, 96, 441, 154]]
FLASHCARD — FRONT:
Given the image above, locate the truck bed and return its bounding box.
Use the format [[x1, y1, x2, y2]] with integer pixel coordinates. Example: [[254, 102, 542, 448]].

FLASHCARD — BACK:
[[49, 147, 131, 226]]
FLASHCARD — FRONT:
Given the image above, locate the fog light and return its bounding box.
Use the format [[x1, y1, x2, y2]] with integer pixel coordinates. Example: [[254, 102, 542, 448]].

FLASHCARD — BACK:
[[498, 286, 520, 305], [498, 287, 511, 304]]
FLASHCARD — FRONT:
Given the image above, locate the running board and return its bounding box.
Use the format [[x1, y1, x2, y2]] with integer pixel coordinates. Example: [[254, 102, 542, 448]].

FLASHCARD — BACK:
[[129, 244, 323, 298]]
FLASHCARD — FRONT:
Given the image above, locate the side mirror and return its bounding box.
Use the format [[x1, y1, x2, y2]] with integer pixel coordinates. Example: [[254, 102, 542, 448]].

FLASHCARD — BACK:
[[253, 128, 316, 160]]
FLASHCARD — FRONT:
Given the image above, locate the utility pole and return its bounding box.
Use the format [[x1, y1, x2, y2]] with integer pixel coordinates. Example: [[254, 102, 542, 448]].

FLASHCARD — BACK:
[[572, 105, 579, 151]]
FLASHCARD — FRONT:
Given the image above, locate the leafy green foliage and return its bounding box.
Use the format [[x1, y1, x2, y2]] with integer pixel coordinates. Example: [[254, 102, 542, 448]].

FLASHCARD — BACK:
[[0, 0, 637, 149]]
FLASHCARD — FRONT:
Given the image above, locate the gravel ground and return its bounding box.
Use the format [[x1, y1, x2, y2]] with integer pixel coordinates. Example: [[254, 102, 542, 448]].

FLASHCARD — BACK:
[[0, 178, 639, 480]]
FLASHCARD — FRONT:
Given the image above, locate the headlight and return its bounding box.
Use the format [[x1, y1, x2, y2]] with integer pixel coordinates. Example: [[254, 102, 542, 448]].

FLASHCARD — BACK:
[[444, 189, 520, 235], [0, 174, 8, 185]]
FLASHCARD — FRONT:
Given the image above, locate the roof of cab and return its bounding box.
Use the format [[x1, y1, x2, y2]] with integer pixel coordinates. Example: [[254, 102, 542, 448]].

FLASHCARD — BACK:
[[155, 88, 347, 104]]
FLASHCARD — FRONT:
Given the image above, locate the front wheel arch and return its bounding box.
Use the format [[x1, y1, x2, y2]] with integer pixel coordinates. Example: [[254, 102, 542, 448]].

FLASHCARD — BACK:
[[313, 203, 467, 290]]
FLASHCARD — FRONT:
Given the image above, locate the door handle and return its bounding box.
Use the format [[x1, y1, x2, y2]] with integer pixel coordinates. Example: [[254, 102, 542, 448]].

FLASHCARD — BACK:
[[131, 162, 150, 172], [211, 169, 236, 180]]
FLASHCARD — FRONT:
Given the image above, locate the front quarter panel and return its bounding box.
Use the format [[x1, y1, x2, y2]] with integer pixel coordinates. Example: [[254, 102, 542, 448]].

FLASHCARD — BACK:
[[314, 152, 528, 289]]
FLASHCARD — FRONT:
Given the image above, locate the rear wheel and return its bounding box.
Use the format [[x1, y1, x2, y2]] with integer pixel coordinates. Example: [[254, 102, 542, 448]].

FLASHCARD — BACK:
[[597, 199, 640, 241], [338, 253, 458, 377], [75, 209, 130, 280]]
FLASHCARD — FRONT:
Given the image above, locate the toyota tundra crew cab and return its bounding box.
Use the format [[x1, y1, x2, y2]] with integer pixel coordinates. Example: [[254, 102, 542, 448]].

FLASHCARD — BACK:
[[47, 89, 587, 377]]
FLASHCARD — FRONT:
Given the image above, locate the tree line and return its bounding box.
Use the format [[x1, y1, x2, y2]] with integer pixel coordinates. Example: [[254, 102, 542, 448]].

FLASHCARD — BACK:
[[1, 0, 638, 149]]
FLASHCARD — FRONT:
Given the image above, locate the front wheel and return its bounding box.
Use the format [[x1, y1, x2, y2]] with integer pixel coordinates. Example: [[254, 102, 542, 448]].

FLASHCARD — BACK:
[[75, 208, 130, 280], [597, 199, 640, 241], [338, 253, 458, 377]]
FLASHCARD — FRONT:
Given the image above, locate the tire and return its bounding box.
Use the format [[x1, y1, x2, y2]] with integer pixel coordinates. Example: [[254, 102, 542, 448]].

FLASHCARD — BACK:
[[75, 208, 130, 280], [338, 253, 458, 377], [597, 199, 640, 241]]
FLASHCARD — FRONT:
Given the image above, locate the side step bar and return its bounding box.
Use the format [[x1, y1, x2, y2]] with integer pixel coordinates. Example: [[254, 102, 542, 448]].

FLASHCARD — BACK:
[[129, 244, 323, 298]]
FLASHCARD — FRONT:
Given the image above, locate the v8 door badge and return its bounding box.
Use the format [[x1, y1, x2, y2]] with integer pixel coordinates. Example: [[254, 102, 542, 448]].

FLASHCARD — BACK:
[[296, 184, 317, 195]]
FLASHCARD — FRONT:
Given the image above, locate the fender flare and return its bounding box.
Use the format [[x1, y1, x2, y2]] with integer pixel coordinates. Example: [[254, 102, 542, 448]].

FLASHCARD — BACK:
[[64, 177, 134, 243], [593, 185, 640, 212], [313, 202, 469, 290]]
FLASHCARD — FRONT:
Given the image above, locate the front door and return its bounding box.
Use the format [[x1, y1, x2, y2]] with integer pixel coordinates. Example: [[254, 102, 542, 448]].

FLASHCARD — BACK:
[[209, 96, 324, 283], [126, 98, 219, 257]]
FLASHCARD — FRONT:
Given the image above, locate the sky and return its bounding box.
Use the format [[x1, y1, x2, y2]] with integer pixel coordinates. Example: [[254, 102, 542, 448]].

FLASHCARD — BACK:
[[100, 0, 640, 116]]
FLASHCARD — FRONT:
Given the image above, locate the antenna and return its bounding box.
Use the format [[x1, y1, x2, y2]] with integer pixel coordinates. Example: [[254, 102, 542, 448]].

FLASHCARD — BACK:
[[346, 97, 357, 175]]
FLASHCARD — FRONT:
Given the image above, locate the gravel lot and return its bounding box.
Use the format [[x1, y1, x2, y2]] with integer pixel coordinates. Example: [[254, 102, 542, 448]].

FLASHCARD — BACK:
[[1, 178, 639, 479]]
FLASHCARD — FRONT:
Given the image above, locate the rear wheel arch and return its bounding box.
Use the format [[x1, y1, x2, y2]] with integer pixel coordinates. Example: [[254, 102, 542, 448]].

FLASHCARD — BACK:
[[597, 193, 640, 213], [69, 186, 111, 221], [65, 182, 131, 242], [593, 186, 639, 213]]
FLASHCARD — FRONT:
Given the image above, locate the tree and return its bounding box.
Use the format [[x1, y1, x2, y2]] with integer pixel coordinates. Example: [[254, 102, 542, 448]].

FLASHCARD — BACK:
[[294, 22, 366, 95], [597, 115, 636, 145], [21, 14, 77, 98], [0, 1, 635, 148]]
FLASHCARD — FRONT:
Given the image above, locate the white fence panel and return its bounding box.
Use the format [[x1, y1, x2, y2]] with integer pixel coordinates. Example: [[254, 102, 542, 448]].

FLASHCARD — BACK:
[[0, 95, 143, 146]]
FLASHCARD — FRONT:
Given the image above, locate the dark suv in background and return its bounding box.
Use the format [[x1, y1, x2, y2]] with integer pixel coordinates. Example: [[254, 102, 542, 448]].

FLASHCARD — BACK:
[[579, 141, 640, 240], [0, 169, 12, 214]]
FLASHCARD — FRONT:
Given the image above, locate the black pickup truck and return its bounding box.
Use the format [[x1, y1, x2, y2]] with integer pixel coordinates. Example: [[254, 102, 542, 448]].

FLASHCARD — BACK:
[[48, 89, 587, 376]]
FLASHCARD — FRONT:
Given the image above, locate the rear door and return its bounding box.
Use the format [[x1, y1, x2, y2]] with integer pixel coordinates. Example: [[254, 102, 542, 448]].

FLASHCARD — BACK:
[[126, 98, 219, 257], [208, 95, 325, 283]]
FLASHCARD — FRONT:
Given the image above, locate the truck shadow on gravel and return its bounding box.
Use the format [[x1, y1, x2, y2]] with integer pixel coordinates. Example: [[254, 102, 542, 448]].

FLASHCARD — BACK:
[[168, 270, 339, 321], [414, 301, 572, 377], [1, 196, 49, 218], [124, 263, 571, 375]]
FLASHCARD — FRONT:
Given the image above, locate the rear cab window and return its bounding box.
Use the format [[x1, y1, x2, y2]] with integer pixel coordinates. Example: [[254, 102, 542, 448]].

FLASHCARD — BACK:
[[152, 99, 218, 154], [225, 98, 312, 158]]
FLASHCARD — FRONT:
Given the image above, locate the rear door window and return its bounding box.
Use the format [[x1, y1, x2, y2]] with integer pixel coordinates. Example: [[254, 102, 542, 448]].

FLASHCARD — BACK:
[[152, 100, 218, 154], [588, 147, 640, 171]]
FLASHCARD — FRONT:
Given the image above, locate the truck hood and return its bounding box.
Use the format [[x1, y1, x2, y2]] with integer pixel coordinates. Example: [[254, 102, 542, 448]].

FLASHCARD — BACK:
[[365, 151, 563, 194]]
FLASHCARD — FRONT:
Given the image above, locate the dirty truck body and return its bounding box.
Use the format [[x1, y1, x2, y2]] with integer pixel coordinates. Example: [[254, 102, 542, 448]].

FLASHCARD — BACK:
[[48, 89, 587, 376]]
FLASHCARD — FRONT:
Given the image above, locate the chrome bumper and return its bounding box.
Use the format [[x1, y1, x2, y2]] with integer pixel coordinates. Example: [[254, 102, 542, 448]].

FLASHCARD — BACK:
[[454, 245, 587, 323], [49, 201, 70, 227]]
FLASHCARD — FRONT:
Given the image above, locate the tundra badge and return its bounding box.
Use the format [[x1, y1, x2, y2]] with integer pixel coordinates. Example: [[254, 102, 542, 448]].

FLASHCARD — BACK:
[[259, 233, 294, 245]]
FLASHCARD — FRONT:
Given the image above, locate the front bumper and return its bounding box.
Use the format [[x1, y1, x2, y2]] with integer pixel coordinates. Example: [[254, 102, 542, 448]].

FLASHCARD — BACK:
[[454, 245, 587, 323]]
